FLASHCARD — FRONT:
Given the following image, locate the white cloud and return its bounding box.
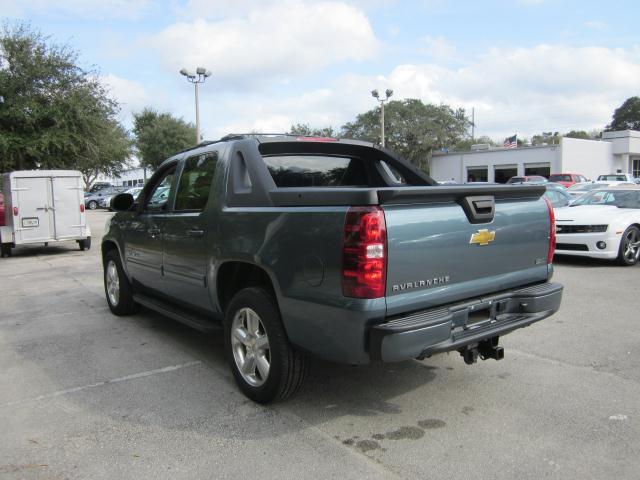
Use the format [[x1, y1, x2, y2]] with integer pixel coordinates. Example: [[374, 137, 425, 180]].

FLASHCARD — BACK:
[[207, 88, 355, 138], [0, 0, 152, 19], [201, 44, 640, 141], [341, 44, 640, 138], [148, 1, 379, 85], [585, 20, 607, 30], [421, 35, 457, 60], [101, 74, 150, 122]]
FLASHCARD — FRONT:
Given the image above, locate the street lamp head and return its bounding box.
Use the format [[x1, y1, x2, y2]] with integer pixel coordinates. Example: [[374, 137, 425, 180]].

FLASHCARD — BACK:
[[180, 68, 189, 76], [371, 89, 379, 99], [196, 66, 206, 75], [204, 70, 212, 78], [385, 89, 393, 98]]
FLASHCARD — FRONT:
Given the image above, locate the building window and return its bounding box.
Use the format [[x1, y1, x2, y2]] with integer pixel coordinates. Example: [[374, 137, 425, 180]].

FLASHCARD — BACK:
[[633, 159, 640, 178], [524, 163, 550, 178], [466, 167, 488, 182], [494, 165, 517, 183]]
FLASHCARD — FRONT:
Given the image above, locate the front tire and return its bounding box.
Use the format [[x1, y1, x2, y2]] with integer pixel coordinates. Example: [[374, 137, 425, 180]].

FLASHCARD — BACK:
[[617, 226, 640, 266], [88, 200, 98, 210], [224, 287, 307, 403], [104, 250, 139, 315]]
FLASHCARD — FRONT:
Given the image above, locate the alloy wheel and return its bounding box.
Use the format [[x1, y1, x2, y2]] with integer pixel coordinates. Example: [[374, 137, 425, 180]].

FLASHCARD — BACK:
[[106, 260, 120, 306], [231, 307, 271, 387], [623, 229, 640, 263]]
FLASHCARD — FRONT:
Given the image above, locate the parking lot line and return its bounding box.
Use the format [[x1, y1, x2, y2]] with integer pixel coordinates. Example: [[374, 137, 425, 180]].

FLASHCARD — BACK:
[[0, 360, 202, 409]]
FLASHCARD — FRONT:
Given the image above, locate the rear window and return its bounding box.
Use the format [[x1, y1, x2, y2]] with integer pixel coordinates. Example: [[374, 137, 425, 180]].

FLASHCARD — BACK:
[[549, 174, 571, 182], [263, 155, 368, 187]]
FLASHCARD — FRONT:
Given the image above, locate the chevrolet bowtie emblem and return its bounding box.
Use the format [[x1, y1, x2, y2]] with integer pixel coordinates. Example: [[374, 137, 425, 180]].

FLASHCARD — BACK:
[[469, 229, 496, 246]]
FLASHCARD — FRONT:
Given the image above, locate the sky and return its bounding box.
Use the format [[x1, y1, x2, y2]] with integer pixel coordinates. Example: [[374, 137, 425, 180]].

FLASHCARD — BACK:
[[2, 0, 640, 145]]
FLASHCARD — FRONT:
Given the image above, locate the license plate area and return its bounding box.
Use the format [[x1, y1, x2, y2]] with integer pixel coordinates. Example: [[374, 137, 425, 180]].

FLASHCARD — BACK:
[[464, 299, 512, 330], [465, 304, 492, 328], [22, 217, 39, 228]]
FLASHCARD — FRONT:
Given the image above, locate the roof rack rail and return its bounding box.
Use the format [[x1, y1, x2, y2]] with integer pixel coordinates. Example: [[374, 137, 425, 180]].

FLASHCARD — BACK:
[[172, 140, 224, 156], [220, 133, 292, 140]]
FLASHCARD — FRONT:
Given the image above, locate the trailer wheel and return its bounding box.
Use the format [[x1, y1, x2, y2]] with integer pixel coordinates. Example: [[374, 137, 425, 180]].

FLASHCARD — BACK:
[[1, 243, 11, 258], [79, 237, 91, 251]]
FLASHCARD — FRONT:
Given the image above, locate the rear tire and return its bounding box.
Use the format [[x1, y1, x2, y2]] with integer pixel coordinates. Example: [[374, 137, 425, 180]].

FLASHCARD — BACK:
[[79, 237, 91, 251], [1, 243, 11, 258], [104, 250, 139, 315], [617, 226, 640, 266], [88, 200, 98, 210], [224, 287, 307, 403]]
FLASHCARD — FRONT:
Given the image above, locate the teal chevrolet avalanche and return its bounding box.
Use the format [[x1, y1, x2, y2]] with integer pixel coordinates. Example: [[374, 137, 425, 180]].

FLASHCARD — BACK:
[[102, 134, 563, 403]]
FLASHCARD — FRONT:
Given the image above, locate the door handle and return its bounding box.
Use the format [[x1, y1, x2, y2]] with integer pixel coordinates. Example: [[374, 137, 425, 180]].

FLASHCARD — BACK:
[[186, 229, 204, 238]]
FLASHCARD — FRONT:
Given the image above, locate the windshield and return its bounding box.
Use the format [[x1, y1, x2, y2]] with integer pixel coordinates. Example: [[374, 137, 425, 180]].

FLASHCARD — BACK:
[[597, 175, 628, 181], [571, 189, 640, 208], [549, 174, 571, 182]]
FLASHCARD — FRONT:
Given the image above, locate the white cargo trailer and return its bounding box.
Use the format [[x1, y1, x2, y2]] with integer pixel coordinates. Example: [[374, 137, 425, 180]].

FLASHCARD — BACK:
[[0, 170, 91, 257]]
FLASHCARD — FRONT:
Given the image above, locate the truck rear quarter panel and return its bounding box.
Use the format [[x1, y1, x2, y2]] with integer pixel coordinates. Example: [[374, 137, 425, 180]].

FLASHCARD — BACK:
[[218, 207, 385, 364]]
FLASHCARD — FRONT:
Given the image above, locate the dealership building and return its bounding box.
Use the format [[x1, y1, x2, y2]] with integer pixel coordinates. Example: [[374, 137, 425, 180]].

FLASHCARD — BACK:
[[431, 130, 640, 183]]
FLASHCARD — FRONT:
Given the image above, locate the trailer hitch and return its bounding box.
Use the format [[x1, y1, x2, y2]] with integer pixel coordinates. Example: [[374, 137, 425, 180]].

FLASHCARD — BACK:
[[459, 337, 503, 364]]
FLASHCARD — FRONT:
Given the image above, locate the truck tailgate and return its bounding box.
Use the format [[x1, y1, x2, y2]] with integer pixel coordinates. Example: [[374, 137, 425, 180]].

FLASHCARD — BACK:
[[381, 186, 551, 316]]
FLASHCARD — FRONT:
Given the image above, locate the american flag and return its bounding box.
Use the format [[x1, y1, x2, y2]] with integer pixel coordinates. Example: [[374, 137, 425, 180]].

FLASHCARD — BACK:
[[503, 134, 517, 149]]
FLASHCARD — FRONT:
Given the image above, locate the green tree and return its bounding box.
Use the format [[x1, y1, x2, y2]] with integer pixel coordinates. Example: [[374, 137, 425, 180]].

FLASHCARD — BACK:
[[531, 131, 560, 145], [606, 97, 640, 131], [133, 108, 196, 169], [453, 135, 498, 151], [564, 130, 590, 140], [289, 123, 336, 137], [0, 23, 132, 183], [340, 99, 470, 172]]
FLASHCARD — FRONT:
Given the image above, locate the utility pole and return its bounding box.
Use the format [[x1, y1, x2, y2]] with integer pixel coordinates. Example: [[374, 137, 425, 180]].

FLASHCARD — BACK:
[[180, 67, 212, 144], [371, 89, 393, 147], [471, 107, 475, 141]]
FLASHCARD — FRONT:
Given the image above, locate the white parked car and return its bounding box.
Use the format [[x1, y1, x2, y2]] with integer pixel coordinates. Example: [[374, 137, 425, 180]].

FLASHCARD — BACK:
[[596, 173, 638, 183], [105, 187, 143, 210], [566, 181, 633, 199], [554, 185, 640, 265]]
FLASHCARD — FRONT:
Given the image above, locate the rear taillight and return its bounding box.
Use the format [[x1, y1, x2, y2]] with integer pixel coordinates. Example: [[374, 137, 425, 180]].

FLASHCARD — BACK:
[[544, 198, 556, 263], [80, 204, 85, 213], [13, 206, 18, 216], [342, 206, 387, 298]]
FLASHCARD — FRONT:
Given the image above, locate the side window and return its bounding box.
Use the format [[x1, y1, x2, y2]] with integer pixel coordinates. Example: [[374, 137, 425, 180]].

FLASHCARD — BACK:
[[145, 167, 176, 212], [380, 160, 407, 184], [174, 152, 218, 211]]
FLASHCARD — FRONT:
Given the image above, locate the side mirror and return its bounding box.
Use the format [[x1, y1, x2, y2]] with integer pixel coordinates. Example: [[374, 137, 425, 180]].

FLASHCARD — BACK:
[[112, 193, 134, 212]]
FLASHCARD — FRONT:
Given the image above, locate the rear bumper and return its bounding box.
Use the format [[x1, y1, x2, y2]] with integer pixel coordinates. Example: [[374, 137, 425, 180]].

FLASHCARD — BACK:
[[370, 282, 563, 362]]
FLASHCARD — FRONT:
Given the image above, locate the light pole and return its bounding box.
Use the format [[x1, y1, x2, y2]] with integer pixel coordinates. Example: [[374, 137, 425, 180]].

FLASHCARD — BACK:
[[371, 88, 393, 147], [180, 67, 212, 144]]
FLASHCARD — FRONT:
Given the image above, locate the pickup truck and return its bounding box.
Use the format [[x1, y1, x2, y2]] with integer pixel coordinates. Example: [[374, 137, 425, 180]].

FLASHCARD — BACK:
[[102, 135, 563, 403]]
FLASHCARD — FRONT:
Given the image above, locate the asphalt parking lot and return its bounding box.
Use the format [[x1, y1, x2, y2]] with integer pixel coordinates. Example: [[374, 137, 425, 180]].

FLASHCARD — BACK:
[[1, 211, 639, 480]]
